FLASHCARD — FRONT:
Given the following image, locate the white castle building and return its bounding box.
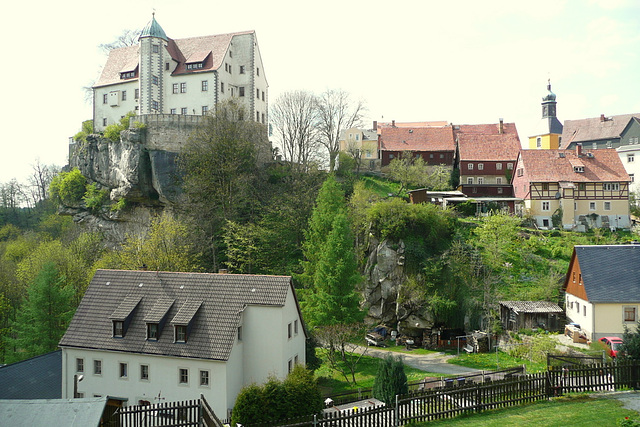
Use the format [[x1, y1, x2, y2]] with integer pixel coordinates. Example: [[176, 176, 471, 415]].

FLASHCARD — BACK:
[[93, 14, 268, 132]]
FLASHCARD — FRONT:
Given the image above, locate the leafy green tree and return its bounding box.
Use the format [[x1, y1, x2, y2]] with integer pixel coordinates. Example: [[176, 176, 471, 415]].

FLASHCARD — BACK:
[[73, 120, 94, 143], [373, 354, 408, 406], [300, 174, 346, 286], [98, 214, 199, 272], [6, 262, 73, 363], [179, 100, 267, 270], [82, 183, 108, 213], [103, 111, 136, 142], [283, 365, 323, 417], [49, 168, 86, 206], [303, 213, 363, 327]]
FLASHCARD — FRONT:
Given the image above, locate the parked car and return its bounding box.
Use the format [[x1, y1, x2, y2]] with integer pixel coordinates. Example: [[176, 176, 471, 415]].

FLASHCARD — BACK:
[[599, 336, 623, 358]]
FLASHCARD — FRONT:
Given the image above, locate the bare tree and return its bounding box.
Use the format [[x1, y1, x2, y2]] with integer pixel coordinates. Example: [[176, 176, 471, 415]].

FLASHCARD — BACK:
[[28, 160, 59, 205], [316, 89, 366, 171], [270, 90, 322, 172], [99, 29, 140, 54], [0, 180, 26, 210]]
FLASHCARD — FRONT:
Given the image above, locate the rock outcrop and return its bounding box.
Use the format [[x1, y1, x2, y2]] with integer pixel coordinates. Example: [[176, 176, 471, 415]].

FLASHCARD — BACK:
[[363, 237, 434, 334]]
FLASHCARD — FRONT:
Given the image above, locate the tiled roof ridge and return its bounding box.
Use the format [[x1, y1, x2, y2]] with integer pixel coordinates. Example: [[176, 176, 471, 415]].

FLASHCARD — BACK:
[[95, 268, 291, 279]]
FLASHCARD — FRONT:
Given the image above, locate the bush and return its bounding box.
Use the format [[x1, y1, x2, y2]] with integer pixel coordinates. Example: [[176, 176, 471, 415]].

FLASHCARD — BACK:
[[110, 198, 127, 212], [49, 169, 87, 205], [73, 120, 94, 143], [231, 365, 322, 426], [83, 183, 109, 213], [103, 111, 136, 142]]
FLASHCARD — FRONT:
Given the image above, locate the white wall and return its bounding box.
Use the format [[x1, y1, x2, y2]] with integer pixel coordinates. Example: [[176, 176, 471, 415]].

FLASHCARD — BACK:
[[62, 348, 229, 417]]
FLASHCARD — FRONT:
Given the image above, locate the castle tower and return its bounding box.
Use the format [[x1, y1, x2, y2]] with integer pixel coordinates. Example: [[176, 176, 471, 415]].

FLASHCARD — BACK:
[[528, 80, 563, 149], [138, 13, 168, 114]]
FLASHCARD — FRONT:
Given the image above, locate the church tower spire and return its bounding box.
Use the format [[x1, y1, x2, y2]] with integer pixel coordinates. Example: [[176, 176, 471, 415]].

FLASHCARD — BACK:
[[542, 79, 557, 119], [138, 13, 168, 114], [528, 79, 563, 149]]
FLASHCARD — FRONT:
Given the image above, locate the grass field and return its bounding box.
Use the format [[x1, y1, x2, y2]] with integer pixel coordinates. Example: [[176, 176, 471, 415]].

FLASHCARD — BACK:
[[407, 393, 640, 426]]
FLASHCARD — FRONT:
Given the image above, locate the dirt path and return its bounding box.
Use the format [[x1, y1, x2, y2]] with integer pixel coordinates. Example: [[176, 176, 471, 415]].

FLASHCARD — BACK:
[[352, 345, 484, 376]]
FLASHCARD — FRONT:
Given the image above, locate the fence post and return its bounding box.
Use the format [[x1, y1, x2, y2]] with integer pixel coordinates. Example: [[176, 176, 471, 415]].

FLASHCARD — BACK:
[[394, 394, 399, 427], [313, 413, 317, 427]]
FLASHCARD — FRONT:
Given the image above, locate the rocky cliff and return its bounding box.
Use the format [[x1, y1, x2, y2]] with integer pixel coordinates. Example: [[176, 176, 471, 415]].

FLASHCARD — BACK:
[[363, 237, 433, 335]]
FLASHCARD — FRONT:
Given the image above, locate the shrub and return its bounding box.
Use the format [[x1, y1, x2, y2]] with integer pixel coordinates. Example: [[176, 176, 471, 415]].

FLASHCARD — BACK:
[[49, 169, 87, 205], [231, 365, 322, 426], [110, 198, 127, 212], [103, 111, 136, 142], [83, 183, 109, 213], [73, 120, 94, 143], [372, 354, 408, 406]]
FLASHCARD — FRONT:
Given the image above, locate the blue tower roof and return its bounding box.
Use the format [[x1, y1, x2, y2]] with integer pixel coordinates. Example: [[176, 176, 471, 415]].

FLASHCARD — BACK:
[[140, 14, 168, 41]]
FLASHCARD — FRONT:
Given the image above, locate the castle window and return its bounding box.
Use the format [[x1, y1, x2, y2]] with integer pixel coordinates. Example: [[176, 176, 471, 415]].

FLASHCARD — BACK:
[[173, 83, 179, 94], [135, 89, 139, 99], [186, 62, 203, 70], [257, 67, 260, 76], [151, 100, 159, 110], [76, 358, 84, 373], [262, 113, 265, 124], [122, 91, 127, 101], [257, 88, 260, 99], [166, 62, 170, 71], [103, 94, 108, 104], [257, 111, 260, 122], [180, 83, 187, 93], [152, 44, 159, 54], [630, 174, 635, 183], [239, 87, 245, 97], [239, 65, 245, 74], [120, 71, 136, 79], [220, 82, 224, 93], [103, 118, 107, 127], [152, 75, 159, 85], [170, 108, 176, 115], [93, 360, 102, 375], [202, 106, 208, 115], [262, 91, 265, 101], [477, 177, 484, 184], [202, 80, 208, 91], [181, 107, 187, 115]]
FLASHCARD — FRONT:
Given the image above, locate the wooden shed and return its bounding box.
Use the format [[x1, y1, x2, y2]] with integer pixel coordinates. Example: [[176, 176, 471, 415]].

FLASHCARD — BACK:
[[499, 301, 563, 332]]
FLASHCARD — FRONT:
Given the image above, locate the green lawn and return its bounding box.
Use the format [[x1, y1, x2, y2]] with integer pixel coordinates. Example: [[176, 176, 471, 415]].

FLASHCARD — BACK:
[[446, 349, 548, 373], [407, 394, 640, 426], [315, 352, 437, 395]]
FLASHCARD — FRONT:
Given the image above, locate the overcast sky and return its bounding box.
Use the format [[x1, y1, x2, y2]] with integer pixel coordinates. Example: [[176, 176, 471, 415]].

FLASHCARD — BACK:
[[1, 0, 639, 184]]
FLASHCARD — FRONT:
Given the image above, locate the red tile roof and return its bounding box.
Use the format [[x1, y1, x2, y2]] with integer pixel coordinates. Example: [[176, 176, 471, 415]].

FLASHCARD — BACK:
[[379, 126, 455, 152], [457, 133, 522, 161], [376, 121, 448, 135], [518, 149, 629, 182], [94, 30, 254, 88], [561, 113, 640, 148], [455, 122, 519, 137]]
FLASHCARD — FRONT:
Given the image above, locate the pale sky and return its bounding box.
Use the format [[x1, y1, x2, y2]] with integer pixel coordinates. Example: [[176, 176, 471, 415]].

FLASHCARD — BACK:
[[1, 0, 639, 184]]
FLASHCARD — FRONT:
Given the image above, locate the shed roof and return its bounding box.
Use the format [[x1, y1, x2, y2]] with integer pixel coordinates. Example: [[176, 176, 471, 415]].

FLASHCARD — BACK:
[[59, 270, 296, 361], [571, 245, 640, 303], [499, 301, 563, 313], [0, 351, 61, 399], [0, 397, 107, 427]]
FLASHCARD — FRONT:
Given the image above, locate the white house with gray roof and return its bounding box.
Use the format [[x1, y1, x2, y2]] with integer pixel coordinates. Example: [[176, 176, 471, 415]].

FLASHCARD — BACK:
[[59, 270, 306, 419], [93, 14, 268, 132], [563, 245, 640, 341]]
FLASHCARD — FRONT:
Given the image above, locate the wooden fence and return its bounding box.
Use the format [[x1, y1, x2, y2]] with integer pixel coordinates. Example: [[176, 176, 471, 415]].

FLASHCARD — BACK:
[[114, 394, 224, 427], [250, 361, 640, 427]]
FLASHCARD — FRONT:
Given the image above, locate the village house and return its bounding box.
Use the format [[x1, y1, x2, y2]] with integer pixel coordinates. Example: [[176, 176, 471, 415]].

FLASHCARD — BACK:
[[339, 126, 379, 171], [511, 146, 630, 230], [560, 113, 640, 194], [59, 270, 306, 419], [563, 244, 640, 341], [93, 14, 267, 132], [378, 124, 456, 170], [453, 120, 521, 211]]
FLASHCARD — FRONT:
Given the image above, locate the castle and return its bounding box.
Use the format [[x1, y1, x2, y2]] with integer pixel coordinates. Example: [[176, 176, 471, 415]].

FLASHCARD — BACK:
[[92, 14, 268, 132]]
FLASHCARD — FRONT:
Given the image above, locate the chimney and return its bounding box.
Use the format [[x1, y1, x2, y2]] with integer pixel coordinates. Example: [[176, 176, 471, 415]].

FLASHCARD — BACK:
[[499, 118, 504, 134], [392, 120, 396, 127], [600, 114, 606, 122], [373, 120, 377, 130], [576, 143, 583, 157], [218, 268, 229, 274]]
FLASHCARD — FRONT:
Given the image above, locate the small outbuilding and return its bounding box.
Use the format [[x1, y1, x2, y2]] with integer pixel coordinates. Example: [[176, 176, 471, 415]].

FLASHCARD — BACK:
[[499, 301, 563, 332]]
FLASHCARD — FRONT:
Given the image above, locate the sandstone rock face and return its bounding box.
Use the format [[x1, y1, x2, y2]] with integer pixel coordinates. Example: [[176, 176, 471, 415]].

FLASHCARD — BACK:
[[363, 238, 434, 332]]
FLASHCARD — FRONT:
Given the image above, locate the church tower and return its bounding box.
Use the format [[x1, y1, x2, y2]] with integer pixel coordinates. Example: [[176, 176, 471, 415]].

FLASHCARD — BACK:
[[528, 80, 563, 149], [138, 13, 168, 114]]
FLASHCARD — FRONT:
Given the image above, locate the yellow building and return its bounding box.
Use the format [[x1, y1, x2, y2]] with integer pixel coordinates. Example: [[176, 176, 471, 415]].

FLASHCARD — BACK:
[[528, 80, 563, 149], [339, 127, 380, 171]]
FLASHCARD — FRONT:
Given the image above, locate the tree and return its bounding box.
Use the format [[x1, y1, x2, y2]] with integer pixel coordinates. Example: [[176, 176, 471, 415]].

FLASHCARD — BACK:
[[300, 174, 346, 286], [98, 214, 200, 272], [620, 321, 640, 361], [270, 90, 322, 172], [98, 28, 140, 53], [316, 89, 366, 171], [179, 100, 268, 270], [6, 262, 74, 362], [373, 354, 408, 406], [387, 155, 452, 194], [314, 322, 367, 385], [303, 213, 363, 327]]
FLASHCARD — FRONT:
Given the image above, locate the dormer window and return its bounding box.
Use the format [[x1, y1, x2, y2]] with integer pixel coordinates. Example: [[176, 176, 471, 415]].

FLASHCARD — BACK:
[[574, 166, 584, 173], [113, 321, 124, 338], [120, 71, 136, 79], [186, 62, 204, 70], [175, 325, 187, 343], [147, 323, 159, 340]]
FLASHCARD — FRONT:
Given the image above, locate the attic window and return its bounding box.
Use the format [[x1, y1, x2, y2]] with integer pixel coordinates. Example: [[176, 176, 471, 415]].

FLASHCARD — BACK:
[[109, 295, 142, 338], [120, 71, 136, 79], [144, 298, 174, 341], [186, 62, 204, 70], [147, 323, 159, 340], [175, 325, 187, 342], [574, 166, 584, 173], [171, 300, 202, 343], [113, 321, 124, 338]]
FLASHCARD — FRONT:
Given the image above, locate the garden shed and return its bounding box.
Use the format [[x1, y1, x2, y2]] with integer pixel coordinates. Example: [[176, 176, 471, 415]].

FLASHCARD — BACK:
[[499, 301, 563, 332]]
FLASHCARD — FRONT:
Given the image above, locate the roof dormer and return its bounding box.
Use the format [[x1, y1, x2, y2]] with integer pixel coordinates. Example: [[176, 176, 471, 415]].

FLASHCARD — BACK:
[[171, 300, 202, 343], [144, 297, 174, 340], [109, 295, 142, 338]]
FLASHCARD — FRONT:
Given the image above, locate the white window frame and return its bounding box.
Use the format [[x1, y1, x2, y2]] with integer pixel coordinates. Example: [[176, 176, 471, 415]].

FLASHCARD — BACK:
[[93, 359, 102, 376], [478, 163, 484, 170], [496, 163, 503, 170], [119, 362, 128, 379], [467, 163, 474, 170], [604, 201, 611, 211], [628, 153, 635, 163], [199, 370, 210, 387], [542, 201, 550, 211], [76, 358, 84, 373], [178, 368, 189, 385], [467, 177, 474, 184], [589, 202, 596, 210], [140, 364, 149, 381]]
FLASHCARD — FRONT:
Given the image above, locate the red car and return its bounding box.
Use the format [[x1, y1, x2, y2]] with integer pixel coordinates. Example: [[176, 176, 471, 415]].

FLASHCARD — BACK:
[[599, 337, 624, 358]]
